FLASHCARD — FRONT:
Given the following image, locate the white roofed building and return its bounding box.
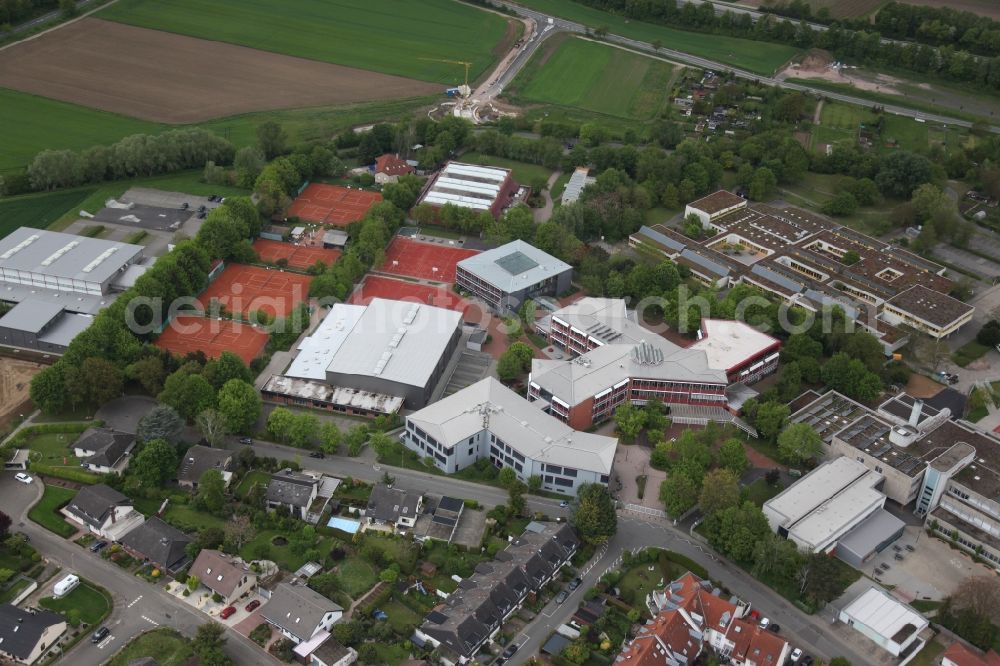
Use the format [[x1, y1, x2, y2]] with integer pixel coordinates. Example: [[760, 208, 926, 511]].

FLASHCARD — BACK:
[[838, 587, 928, 660], [404, 377, 617, 495], [420, 162, 518, 219], [455, 240, 572, 314], [275, 299, 461, 409]]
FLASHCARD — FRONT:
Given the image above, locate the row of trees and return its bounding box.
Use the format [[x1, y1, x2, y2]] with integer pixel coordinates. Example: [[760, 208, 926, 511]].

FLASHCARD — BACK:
[[26, 128, 234, 191]]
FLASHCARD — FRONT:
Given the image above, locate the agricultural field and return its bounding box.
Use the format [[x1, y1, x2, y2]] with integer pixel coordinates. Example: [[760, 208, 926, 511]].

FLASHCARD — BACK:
[[511, 0, 799, 75], [0, 19, 439, 124], [507, 37, 677, 120], [98, 0, 513, 84], [0, 189, 98, 238]]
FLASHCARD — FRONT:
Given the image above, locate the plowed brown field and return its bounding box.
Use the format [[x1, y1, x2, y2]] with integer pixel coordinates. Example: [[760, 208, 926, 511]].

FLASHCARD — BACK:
[[0, 18, 439, 123]]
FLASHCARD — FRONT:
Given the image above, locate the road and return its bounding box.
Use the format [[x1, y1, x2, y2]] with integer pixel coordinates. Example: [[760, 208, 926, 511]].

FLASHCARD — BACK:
[[489, 1, 1000, 133], [231, 438, 870, 665], [0, 474, 269, 666]]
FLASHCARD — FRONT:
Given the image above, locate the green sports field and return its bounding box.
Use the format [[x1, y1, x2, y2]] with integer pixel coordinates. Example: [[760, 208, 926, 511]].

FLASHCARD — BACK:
[[510, 0, 798, 75], [98, 0, 513, 84], [508, 37, 676, 120]]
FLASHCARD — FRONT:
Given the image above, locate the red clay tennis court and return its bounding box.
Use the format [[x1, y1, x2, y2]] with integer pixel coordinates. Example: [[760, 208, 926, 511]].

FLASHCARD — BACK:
[[155, 315, 269, 364], [349, 276, 471, 315], [286, 183, 382, 226], [198, 264, 312, 319], [379, 237, 480, 283], [253, 239, 341, 270]]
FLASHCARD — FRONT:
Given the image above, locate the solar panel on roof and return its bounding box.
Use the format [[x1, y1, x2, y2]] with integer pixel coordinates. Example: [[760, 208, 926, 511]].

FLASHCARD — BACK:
[[494, 251, 539, 276]]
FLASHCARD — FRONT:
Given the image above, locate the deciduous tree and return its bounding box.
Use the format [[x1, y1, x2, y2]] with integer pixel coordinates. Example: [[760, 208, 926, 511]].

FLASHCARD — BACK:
[[130, 439, 177, 489], [572, 483, 617, 545], [196, 409, 227, 447], [216, 379, 261, 434], [699, 469, 740, 516], [197, 469, 226, 514], [137, 404, 184, 445]]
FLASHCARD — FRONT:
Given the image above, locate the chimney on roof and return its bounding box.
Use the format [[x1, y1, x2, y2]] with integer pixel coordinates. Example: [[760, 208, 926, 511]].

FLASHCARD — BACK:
[[909, 399, 923, 428]]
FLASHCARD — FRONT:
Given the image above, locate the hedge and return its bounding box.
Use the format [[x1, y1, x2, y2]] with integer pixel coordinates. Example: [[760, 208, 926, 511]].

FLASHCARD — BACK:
[[3, 421, 100, 454], [659, 551, 709, 580], [30, 464, 102, 485]]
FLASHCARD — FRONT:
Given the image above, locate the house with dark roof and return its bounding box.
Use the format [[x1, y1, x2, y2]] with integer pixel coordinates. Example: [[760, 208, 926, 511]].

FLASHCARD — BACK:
[[262, 582, 343, 645], [364, 484, 422, 534], [0, 604, 67, 665], [415, 523, 577, 665], [266, 469, 324, 521], [188, 549, 256, 604], [119, 517, 193, 575], [176, 445, 233, 489], [63, 483, 144, 541], [73, 428, 135, 474]]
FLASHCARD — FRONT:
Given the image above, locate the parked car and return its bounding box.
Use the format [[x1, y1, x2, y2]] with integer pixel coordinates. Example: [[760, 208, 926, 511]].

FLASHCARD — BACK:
[[90, 540, 108, 553], [790, 648, 803, 662], [800, 656, 814, 666], [767, 624, 780, 633], [239, 437, 253, 445], [759, 617, 770, 629], [555, 590, 568, 604], [245, 599, 260, 612], [372, 609, 389, 622], [502, 644, 519, 659], [220, 606, 236, 619], [198, 205, 207, 213], [559, 501, 569, 508], [197, 211, 207, 219], [894, 553, 905, 561], [568, 577, 582, 591], [905, 544, 915, 552], [14, 473, 32, 484], [309, 451, 325, 459], [180, 202, 189, 210], [748, 609, 760, 621], [91, 627, 110, 644]]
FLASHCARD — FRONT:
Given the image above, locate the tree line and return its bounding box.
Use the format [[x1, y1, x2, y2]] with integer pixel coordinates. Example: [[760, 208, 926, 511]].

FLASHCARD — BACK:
[[568, 0, 1000, 91]]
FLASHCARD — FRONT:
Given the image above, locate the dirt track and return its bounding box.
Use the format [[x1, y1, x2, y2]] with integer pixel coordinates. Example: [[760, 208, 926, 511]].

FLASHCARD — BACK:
[[0, 357, 42, 422], [0, 18, 439, 123]]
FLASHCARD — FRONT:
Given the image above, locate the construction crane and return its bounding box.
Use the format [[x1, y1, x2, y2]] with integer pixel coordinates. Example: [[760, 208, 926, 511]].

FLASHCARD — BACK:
[[420, 57, 473, 101]]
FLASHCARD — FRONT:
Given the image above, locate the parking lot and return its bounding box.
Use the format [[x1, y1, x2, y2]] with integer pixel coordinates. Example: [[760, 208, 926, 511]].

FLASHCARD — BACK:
[[862, 526, 994, 602]]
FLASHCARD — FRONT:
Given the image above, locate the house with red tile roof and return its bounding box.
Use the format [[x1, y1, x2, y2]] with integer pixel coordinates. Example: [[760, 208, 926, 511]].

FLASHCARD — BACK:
[[374, 154, 415, 185], [942, 641, 1000, 666], [618, 572, 791, 666]]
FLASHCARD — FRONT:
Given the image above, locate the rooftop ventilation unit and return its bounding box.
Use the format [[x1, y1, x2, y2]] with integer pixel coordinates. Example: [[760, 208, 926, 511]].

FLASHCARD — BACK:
[[0, 234, 40, 260], [41, 241, 80, 266], [82, 247, 118, 273], [403, 304, 420, 325]]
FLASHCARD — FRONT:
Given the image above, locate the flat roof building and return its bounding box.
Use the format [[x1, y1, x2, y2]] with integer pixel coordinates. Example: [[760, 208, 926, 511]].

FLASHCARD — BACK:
[[764, 457, 904, 561], [455, 240, 572, 313], [837, 587, 928, 659], [0, 228, 144, 352], [405, 377, 617, 495], [282, 298, 462, 409], [561, 167, 595, 205], [420, 162, 517, 219]]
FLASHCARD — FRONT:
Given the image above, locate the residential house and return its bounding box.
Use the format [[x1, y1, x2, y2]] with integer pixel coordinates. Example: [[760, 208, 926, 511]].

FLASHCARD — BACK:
[[176, 445, 233, 489], [63, 483, 144, 541], [0, 604, 67, 665], [266, 469, 320, 521], [73, 428, 135, 474], [374, 153, 415, 184], [623, 571, 789, 666], [364, 484, 422, 534], [415, 523, 577, 665], [119, 517, 193, 575], [309, 637, 358, 666], [941, 642, 1000, 666], [262, 582, 343, 645], [188, 550, 256, 604]]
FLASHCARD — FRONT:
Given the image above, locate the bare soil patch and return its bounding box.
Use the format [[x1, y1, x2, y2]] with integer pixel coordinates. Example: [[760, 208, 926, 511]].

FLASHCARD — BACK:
[[779, 48, 905, 94], [0, 19, 439, 123], [0, 357, 42, 421], [904, 373, 944, 399]]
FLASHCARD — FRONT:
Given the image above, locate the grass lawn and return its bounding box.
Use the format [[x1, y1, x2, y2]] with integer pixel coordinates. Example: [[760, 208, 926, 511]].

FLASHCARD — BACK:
[[459, 152, 552, 185], [99, 0, 512, 84], [381, 599, 422, 635], [512, 0, 798, 75], [26, 431, 83, 467], [882, 114, 930, 152], [743, 478, 782, 507], [374, 643, 411, 666], [618, 565, 664, 607], [0, 188, 98, 239], [39, 581, 111, 625], [908, 637, 945, 666], [337, 558, 379, 599], [0, 577, 33, 603], [162, 505, 227, 532], [820, 102, 877, 131], [551, 172, 571, 200], [106, 628, 194, 666], [28, 485, 77, 537], [507, 36, 676, 120], [236, 470, 270, 499], [239, 530, 334, 573], [953, 341, 990, 367]]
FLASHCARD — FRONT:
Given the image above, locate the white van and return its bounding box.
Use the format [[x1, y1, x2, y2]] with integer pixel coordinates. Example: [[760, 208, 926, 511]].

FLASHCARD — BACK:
[[53, 574, 79, 598]]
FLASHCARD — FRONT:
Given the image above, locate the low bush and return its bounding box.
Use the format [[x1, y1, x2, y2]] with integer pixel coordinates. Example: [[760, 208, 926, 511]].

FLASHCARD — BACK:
[[29, 464, 102, 485]]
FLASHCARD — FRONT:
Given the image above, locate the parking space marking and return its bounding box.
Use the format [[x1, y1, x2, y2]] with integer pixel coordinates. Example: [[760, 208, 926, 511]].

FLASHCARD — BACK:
[[97, 635, 115, 649]]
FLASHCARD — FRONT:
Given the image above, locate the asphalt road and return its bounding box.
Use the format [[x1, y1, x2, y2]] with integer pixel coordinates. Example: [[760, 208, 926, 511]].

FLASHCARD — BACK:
[[233, 438, 871, 666], [0, 474, 269, 666], [492, 1, 1000, 133]]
